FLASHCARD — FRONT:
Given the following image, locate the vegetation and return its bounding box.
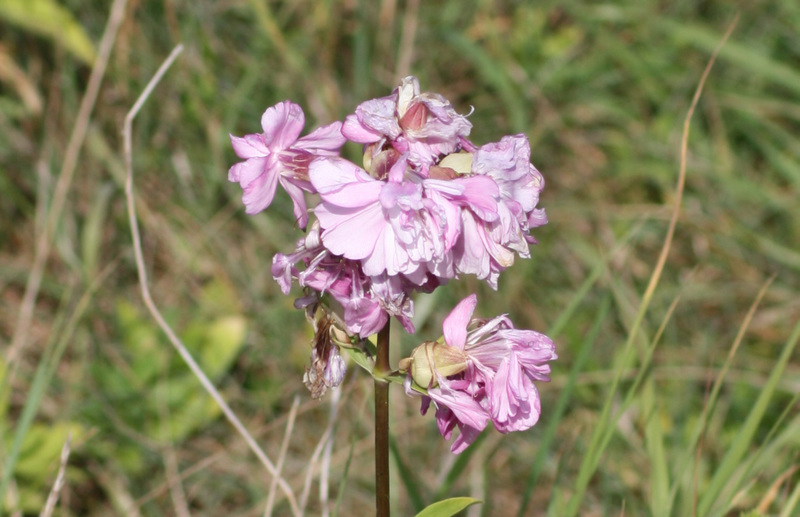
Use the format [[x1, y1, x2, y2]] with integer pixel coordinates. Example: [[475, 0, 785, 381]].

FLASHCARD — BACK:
[[1, 0, 798, 515]]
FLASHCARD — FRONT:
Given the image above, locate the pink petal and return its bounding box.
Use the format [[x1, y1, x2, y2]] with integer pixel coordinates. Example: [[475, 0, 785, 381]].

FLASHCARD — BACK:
[[316, 202, 385, 260], [365, 225, 415, 277], [309, 158, 382, 208], [280, 178, 309, 229], [342, 113, 383, 143], [453, 212, 491, 279], [229, 155, 276, 187], [229, 134, 267, 159], [261, 101, 305, 151], [428, 376, 489, 431], [449, 424, 482, 454], [351, 97, 401, 140], [294, 121, 346, 154], [240, 160, 280, 214], [442, 294, 477, 350], [455, 176, 500, 222]]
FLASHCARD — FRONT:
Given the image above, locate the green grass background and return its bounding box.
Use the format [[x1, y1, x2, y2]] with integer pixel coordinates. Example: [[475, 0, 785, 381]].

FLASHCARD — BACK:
[[1, 0, 799, 515]]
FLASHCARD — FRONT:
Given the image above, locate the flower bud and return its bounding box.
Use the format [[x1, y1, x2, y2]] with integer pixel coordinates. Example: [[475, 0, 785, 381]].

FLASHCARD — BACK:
[[363, 142, 401, 179], [400, 341, 468, 388], [399, 101, 428, 131]]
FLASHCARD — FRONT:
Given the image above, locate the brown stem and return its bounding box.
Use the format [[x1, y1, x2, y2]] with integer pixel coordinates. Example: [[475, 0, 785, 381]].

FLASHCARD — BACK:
[[375, 321, 391, 516]]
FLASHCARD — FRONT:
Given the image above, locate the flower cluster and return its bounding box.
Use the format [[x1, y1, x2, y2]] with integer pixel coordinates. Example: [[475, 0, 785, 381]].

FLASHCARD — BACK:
[[229, 77, 554, 450], [230, 78, 547, 334], [400, 294, 556, 453]]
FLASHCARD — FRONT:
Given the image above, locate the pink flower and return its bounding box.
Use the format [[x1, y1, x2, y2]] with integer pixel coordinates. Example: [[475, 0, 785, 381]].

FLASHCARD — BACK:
[[452, 135, 548, 288], [311, 155, 457, 282], [343, 76, 472, 169], [406, 294, 556, 453], [229, 101, 345, 228], [271, 222, 415, 337], [310, 152, 512, 287]]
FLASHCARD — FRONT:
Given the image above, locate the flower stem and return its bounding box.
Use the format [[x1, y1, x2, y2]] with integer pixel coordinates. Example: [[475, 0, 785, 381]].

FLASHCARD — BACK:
[[375, 321, 391, 516]]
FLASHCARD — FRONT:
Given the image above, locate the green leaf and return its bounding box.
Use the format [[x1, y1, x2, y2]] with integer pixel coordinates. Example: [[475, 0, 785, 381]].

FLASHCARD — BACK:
[[0, 0, 96, 64], [414, 497, 482, 517], [14, 422, 82, 479], [342, 342, 374, 374], [81, 182, 114, 280], [200, 315, 247, 380]]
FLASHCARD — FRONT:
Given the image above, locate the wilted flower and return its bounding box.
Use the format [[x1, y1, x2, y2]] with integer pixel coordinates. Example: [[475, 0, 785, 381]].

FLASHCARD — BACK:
[[228, 101, 345, 228], [272, 221, 416, 337], [301, 305, 348, 399], [403, 294, 556, 453], [342, 76, 472, 169]]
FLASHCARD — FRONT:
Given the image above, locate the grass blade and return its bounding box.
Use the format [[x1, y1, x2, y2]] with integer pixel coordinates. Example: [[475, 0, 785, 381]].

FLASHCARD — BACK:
[[697, 315, 800, 515]]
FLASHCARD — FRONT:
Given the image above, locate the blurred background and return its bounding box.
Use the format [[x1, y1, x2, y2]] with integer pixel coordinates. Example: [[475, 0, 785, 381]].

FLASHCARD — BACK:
[[1, 0, 799, 515]]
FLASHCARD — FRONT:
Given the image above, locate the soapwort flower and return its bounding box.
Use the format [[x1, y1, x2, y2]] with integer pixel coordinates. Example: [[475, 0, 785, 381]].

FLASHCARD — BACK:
[[228, 77, 553, 409], [228, 101, 345, 228], [401, 294, 556, 453]]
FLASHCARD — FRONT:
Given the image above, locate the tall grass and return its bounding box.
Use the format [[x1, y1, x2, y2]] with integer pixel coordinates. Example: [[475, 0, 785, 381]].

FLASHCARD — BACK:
[[1, 1, 798, 515]]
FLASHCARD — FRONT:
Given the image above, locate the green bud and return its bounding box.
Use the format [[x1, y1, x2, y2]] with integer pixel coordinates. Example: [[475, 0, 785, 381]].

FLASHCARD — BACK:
[[400, 341, 468, 388]]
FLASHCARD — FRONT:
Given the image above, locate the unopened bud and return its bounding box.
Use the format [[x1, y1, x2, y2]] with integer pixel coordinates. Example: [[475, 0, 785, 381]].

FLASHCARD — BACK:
[[399, 101, 428, 131], [400, 341, 468, 388]]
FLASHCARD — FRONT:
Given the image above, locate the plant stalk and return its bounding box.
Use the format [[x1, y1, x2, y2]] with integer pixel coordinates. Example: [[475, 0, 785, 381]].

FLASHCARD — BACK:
[[375, 321, 391, 516]]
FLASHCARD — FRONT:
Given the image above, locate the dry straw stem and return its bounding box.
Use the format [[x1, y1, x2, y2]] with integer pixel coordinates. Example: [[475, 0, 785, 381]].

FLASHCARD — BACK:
[[264, 396, 300, 517], [162, 445, 190, 517], [122, 45, 300, 516], [394, 0, 420, 79], [299, 383, 346, 514], [689, 274, 775, 514], [7, 0, 128, 372], [38, 432, 72, 517], [637, 13, 740, 354], [754, 465, 800, 514], [564, 14, 741, 516]]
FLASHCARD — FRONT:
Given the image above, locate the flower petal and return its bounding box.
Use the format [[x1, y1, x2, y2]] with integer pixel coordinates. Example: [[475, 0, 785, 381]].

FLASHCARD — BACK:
[[294, 121, 346, 154], [316, 202, 385, 260], [309, 157, 383, 208], [261, 101, 305, 151], [229, 133, 267, 160], [429, 377, 489, 431], [442, 294, 477, 350], [280, 178, 310, 229]]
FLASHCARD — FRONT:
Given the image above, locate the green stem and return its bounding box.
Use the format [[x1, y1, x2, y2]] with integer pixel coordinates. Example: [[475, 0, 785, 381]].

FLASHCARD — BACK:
[[375, 321, 391, 516]]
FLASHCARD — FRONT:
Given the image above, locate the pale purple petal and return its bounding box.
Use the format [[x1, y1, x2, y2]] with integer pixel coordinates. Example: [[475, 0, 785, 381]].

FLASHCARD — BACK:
[[428, 377, 489, 431], [271, 252, 295, 294], [294, 121, 346, 154], [261, 101, 305, 151], [316, 202, 385, 260], [239, 158, 281, 214], [344, 297, 388, 337], [324, 347, 347, 387], [280, 178, 310, 229], [342, 113, 383, 143], [229, 133, 268, 159], [309, 157, 383, 207], [453, 212, 491, 280], [347, 96, 401, 141], [528, 208, 548, 228], [451, 176, 500, 222], [449, 424, 482, 454], [442, 294, 477, 350]]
